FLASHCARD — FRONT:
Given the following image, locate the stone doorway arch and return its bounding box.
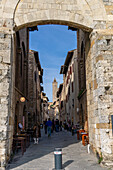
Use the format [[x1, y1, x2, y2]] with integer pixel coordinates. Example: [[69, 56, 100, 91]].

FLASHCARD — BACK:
[[1, 0, 113, 168]]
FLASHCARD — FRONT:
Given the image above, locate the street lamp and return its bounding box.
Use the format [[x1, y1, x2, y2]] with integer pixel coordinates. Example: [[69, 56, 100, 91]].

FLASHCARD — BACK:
[[20, 97, 25, 103]]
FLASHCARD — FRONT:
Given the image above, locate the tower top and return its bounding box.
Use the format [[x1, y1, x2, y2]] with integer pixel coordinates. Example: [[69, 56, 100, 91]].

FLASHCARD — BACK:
[[53, 78, 57, 83]]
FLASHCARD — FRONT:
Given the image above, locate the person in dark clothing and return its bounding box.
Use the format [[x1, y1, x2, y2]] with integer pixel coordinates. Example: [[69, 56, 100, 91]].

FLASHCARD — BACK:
[[46, 118, 52, 137], [52, 119, 55, 132], [63, 120, 67, 130], [33, 123, 39, 144], [44, 119, 47, 134], [60, 121, 62, 131], [55, 119, 59, 132]]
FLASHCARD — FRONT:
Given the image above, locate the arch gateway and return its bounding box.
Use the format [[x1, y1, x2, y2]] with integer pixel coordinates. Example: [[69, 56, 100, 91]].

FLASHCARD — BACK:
[[0, 0, 113, 168]]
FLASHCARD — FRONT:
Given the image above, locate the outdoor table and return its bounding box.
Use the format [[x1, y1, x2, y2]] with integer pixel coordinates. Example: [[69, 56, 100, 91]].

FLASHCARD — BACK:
[[77, 129, 85, 140]]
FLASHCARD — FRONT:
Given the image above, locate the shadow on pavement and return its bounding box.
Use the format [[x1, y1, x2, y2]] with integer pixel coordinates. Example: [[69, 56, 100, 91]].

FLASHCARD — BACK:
[[7, 130, 81, 170], [62, 160, 74, 169]]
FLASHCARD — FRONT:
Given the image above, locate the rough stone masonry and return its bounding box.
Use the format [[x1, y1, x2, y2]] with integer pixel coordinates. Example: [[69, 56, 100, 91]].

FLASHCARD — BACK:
[[0, 0, 113, 168]]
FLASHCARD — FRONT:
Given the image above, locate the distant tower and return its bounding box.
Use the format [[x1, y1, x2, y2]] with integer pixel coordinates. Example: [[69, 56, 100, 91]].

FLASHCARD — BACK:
[[52, 78, 58, 102]]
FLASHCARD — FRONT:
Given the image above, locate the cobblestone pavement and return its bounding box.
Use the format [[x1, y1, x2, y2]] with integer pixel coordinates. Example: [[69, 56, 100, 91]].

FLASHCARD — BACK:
[[7, 130, 109, 170]]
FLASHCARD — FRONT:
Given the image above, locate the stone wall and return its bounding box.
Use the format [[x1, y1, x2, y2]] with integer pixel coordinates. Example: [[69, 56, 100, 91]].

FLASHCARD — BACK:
[[0, 30, 13, 168], [86, 30, 113, 163]]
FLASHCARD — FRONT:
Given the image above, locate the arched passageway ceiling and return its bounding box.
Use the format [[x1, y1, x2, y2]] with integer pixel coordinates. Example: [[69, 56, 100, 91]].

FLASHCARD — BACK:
[[1, 0, 111, 31]]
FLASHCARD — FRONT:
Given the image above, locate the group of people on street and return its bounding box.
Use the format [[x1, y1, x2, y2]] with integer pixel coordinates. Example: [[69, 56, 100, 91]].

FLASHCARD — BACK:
[[43, 118, 63, 137], [63, 119, 72, 131], [32, 118, 77, 144], [33, 118, 54, 144], [19, 118, 75, 145]]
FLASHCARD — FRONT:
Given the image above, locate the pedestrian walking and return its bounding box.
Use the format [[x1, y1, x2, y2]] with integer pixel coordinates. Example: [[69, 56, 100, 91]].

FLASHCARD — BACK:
[[33, 123, 39, 144], [44, 119, 47, 134], [60, 120, 62, 131], [46, 118, 52, 137], [55, 119, 59, 132], [63, 120, 66, 130], [52, 119, 55, 132]]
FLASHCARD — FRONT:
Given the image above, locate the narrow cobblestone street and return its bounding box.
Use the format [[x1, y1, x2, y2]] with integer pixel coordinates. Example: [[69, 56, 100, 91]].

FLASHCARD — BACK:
[[7, 130, 108, 170]]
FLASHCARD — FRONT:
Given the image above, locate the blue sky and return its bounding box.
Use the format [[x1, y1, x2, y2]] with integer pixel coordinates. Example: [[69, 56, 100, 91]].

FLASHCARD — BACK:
[[29, 25, 77, 102]]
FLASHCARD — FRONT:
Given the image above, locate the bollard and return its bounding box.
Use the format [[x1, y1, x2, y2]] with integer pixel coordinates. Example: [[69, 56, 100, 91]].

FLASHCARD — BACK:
[[53, 148, 65, 170]]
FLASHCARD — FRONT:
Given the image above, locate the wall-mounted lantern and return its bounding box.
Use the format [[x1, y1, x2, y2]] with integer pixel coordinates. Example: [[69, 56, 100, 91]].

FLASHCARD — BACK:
[[20, 97, 25, 103]]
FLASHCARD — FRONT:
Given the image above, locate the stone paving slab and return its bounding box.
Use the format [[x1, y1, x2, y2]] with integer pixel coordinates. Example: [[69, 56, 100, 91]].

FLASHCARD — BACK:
[[7, 130, 110, 170]]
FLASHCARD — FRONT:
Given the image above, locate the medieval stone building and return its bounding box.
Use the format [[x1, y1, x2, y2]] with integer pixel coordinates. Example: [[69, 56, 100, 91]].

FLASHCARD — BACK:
[[77, 29, 90, 132], [28, 50, 43, 128], [14, 28, 29, 135], [1, 0, 113, 168], [59, 49, 79, 125]]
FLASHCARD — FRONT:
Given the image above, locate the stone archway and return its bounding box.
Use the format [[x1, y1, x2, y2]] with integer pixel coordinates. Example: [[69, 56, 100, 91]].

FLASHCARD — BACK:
[[1, 0, 107, 31], [1, 0, 113, 168], [14, 0, 107, 30]]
